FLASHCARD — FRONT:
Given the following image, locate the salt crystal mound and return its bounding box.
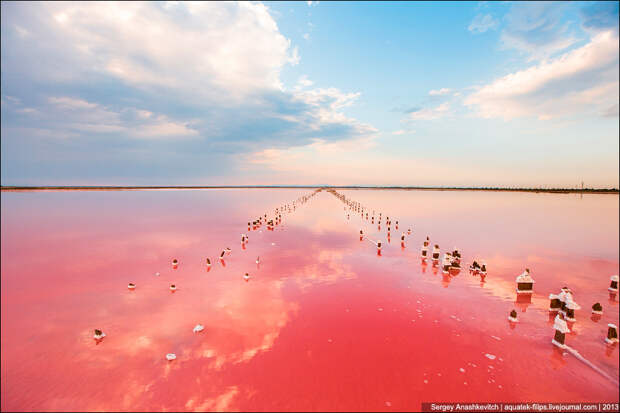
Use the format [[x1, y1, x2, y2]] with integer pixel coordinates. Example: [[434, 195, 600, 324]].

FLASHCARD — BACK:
[[515, 271, 535, 283]]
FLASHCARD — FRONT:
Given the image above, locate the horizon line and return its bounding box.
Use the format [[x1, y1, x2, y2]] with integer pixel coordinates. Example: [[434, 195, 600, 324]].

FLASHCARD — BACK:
[[1, 185, 618, 194]]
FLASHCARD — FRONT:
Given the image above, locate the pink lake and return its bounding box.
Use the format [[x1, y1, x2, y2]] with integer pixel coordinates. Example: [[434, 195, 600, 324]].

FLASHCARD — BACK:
[[1, 188, 619, 411]]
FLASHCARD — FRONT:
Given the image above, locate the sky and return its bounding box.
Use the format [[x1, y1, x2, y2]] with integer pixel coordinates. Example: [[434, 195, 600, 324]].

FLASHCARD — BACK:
[[1, 1, 618, 187]]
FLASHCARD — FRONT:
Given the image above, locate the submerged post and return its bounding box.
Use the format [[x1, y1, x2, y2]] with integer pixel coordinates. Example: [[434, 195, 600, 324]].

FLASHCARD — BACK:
[[516, 268, 535, 294], [552, 314, 570, 349], [508, 309, 518, 323], [605, 324, 618, 344], [549, 294, 561, 312]]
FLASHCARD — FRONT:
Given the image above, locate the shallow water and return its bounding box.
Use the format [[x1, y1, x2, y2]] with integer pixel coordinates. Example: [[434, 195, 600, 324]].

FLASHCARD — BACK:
[[1, 189, 618, 411]]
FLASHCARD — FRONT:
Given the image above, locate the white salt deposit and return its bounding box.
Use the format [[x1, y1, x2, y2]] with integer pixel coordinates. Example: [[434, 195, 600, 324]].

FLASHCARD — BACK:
[[563, 344, 620, 386], [485, 353, 496, 360]]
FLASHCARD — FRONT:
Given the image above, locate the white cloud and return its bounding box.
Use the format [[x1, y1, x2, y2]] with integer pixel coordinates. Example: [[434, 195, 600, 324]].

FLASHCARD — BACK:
[[465, 30, 619, 120], [45, 96, 198, 138], [2, 1, 380, 184], [17, 2, 299, 103], [501, 31, 577, 62], [296, 75, 314, 88], [392, 129, 416, 136], [288, 45, 300, 66], [429, 88, 452, 96], [132, 116, 198, 138], [3, 2, 375, 148], [48, 96, 98, 110], [468, 14, 499, 33], [293, 87, 361, 111], [307, 1, 319, 6], [409, 103, 451, 121], [303, 33, 310, 40], [500, 2, 577, 61], [289, 87, 377, 136]]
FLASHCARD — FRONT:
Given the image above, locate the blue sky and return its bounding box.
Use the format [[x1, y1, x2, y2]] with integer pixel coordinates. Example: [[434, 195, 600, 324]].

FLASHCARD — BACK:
[[1, 1, 618, 187]]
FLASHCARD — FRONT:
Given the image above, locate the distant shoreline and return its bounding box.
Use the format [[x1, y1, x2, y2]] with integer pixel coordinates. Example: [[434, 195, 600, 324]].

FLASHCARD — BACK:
[[1, 185, 618, 194]]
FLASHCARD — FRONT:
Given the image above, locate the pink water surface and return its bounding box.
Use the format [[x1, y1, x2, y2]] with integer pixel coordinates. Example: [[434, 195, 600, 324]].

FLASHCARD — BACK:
[[1, 189, 618, 412]]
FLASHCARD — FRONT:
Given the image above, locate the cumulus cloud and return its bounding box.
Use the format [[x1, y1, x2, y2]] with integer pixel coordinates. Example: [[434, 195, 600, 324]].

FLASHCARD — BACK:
[[1, 2, 376, 184], [43, 2, 295, 102], [468, 14, 498, 33], [465, 30, 619, 120]]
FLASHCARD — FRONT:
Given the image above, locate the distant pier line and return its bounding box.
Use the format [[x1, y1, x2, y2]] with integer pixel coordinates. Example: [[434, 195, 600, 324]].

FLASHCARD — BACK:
[[1, 185, 618, 194]]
